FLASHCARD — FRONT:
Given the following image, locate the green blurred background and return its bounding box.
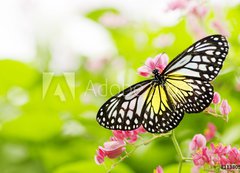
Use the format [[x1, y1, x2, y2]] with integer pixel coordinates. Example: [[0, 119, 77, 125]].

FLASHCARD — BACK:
[[0, 1, 240, 173]]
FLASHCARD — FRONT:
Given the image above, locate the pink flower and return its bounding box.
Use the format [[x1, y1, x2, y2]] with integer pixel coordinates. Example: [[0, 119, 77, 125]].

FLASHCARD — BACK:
[[188, 2, 208, 18], [95, 147, 106, 165], [135, 125, 147, 134], [112, 126, 146, 143], [189, 134, 207, 151], [154, 165, 164, 173], [137, 54, 169, 77], [210, 143, 230, 156], [192, 152, 206, 166], [219, 100, 231, 116], [152, 34, 175, 48], [94, 140, 126, 164], [187, 16, 207, 39], [101, 140, 126, 159], [204, 123, 217, 141], [167, 0, 188, 11], [99, 12, 128, 28], [212, 20, 230, 37], [212, 92, 221, 104], [201, 147, 211, 163], [228, 147, 240, 164]]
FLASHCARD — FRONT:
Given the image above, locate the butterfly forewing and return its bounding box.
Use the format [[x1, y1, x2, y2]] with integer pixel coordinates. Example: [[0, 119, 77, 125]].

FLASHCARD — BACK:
[[96, 80, 152, 130], [163, 35, 229, 81]]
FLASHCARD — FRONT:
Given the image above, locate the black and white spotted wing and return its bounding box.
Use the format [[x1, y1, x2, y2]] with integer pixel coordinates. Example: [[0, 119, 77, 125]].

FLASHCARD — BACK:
[[162, 35, 229, 81], [96, 80, 153, 131]]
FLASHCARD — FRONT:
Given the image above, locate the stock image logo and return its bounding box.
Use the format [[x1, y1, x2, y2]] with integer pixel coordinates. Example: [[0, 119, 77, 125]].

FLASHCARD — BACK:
[[42, 72, 75, 101]]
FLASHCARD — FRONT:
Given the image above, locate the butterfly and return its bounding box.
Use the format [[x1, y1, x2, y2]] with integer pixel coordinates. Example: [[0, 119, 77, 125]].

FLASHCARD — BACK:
[[96, 35, 229, 133]]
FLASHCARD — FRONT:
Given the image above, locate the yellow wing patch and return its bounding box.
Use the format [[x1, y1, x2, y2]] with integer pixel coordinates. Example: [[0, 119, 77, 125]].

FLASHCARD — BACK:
[[145, 86, 170, 115]]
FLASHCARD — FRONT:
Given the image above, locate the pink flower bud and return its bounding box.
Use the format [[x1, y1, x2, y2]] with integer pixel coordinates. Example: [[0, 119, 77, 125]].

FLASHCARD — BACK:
[[189, 134, 207, 151], [101, 140, 126, 159], [219, 100, 231, 116], [154, 165, 164, 173], [204, 123, 217, 141], [94, 147, 106, 165], [212, 92, 221, 104], [94, 155, 105, 165]]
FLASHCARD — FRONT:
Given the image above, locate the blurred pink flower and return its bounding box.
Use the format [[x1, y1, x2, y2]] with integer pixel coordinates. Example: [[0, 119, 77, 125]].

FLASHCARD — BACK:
[[188, 2, 208, 18], [167, 0, 188, 11], [187, 16, 207, 39], [212, 20, 230, 37], [228, 147, 240, 164], [191, 166, 200, 173], [99, 12, 128, 28], [189, 134, 207, 151], [211, 143, 230, 157], [212, 92, 221, 104], [152, 34, 175, 48], [138, 54, 169, 77], [235, 77, 240, 92], [204, 123, 217, 141], [192, 150, 206, 166], [154, 165, 164, 173], [219, 100, 231, 116]]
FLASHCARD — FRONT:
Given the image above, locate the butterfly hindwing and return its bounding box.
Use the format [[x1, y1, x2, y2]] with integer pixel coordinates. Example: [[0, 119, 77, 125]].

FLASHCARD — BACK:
[[163, 35, 229, 81], [142, 84, 184, 133], [165, 76, 214, 113], [96, 80, 152, 130]]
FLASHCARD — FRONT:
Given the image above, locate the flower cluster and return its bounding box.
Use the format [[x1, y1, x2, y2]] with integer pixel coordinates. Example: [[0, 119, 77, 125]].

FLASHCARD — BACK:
[[94, 126, 146, 165], [207, 91, 231, 121], [190, 134, 240, 172]]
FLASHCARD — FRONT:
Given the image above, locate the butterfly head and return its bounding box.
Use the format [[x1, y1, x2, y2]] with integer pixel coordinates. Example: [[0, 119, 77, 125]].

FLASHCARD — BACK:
[[152, 69, 159, 76]]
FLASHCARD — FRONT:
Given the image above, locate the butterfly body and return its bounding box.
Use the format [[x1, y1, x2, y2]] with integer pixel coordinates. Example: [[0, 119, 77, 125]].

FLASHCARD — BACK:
[[96, 35, 229, 133], [152, 69, 165, 85]]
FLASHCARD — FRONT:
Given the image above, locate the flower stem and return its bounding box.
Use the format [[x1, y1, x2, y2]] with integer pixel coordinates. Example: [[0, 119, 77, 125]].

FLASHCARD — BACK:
[[107, 132, 171, 173], [171, 130, 184, 173]]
